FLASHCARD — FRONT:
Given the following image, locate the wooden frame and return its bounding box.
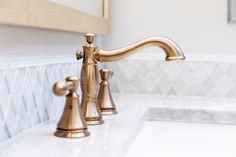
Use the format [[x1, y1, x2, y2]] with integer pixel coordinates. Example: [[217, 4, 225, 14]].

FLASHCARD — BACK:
[[0, 0, 110, 34], [228, 0, 236, 23]]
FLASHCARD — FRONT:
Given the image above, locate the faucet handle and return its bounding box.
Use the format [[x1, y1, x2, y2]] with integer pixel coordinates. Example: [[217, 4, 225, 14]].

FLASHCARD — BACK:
[[53, 76, 79, 96], [52, 76, 90, 138], [99, 69, 113, 81], [76, 50, 84, 60], [98, 68, 117, 115]]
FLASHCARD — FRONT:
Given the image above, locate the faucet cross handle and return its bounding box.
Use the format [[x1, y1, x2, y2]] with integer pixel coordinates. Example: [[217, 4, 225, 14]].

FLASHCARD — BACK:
[[100, 69, 113, 81], [52, 76, 90, 138], [53, 76, 79, 96]]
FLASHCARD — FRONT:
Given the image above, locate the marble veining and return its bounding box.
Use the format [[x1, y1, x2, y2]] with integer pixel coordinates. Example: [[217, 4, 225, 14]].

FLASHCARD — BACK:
[[1, 94, 236, 157]]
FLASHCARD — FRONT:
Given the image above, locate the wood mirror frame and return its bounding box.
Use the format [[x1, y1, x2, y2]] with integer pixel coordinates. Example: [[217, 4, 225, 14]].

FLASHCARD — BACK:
[[0, 0, 110, 34]]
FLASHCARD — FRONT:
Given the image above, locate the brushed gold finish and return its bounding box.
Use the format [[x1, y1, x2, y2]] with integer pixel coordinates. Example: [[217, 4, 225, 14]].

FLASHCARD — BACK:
[[85, 33, 96, 45], [97, 69, 117, 115], [53, 81, 74, 96], [93, 37, 185, 62], [77, 33, 185, 124], [79, 33, 104, 125], [53, 76, 90, 138], [76, 50, 84, 60]]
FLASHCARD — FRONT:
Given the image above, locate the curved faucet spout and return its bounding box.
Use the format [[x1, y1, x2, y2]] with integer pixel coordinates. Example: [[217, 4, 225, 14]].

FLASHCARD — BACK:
[[75, 33, 185, 126], [93, 37, 185, 62]]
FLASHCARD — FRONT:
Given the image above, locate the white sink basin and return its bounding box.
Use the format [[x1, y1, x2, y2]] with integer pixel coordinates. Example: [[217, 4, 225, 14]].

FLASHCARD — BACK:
[[125, 121, 236, 157]]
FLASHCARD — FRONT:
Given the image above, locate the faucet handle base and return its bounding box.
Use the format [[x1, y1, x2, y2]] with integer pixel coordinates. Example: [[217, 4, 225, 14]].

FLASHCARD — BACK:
[[54, 128, 90, 138], [100, 108, 118, 115], [85, 118, 104, 125]]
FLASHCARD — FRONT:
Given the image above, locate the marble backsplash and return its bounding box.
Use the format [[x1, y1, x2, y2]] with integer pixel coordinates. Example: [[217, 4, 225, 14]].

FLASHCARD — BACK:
[[2, 57, 236, 143], [107, 59, 236, 98], [0, 60, 81, 143]]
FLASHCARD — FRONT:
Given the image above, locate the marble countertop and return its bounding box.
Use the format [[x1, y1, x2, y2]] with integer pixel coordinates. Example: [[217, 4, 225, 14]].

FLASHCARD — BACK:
[[1, 94, 236, 157]]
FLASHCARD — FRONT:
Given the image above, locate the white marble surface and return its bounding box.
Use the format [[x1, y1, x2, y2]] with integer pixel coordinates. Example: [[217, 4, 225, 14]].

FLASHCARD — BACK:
[[1, 94, 236, 157]]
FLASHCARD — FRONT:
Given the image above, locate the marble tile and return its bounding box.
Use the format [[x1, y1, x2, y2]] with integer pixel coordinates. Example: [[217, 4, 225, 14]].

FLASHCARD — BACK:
[[0, 61, 81, 143], [107, 60, 236, 98], [2, 58, 236, 145]]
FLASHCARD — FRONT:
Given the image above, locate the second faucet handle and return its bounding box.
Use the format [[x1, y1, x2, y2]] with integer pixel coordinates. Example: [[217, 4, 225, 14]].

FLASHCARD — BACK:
[[97, 69, 118, 115]]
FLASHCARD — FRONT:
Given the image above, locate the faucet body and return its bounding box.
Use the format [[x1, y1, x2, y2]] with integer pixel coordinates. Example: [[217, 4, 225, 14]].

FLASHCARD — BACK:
[[77, 33, 185, 125], [79, 45, 104, 125]]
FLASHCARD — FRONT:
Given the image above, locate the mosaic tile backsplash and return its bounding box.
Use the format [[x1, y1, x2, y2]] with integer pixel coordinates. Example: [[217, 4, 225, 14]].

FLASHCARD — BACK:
[[0, 61, 81, 143], [107, 59, 236, 98], [2, 58, 236, 143]]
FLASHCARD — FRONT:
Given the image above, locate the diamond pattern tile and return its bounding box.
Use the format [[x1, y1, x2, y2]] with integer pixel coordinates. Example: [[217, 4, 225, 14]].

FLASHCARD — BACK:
[[0, 61, 82, 143], [107, 60, 236, 98], [2, 58, 236, 144]]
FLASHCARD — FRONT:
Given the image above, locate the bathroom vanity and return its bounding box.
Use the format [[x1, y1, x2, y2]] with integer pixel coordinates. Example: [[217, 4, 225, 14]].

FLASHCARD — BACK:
[[1, 1, 236, 157]]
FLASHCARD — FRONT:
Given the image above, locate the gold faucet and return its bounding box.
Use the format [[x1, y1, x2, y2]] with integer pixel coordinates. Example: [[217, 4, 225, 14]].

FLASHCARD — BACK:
[[76, 33, 185, 125]]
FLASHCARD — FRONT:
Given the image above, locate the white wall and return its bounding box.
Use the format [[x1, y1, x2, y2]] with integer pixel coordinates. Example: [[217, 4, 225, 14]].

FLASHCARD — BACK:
[[102, 0, 236, 60], [0, 25, 91, 67]]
